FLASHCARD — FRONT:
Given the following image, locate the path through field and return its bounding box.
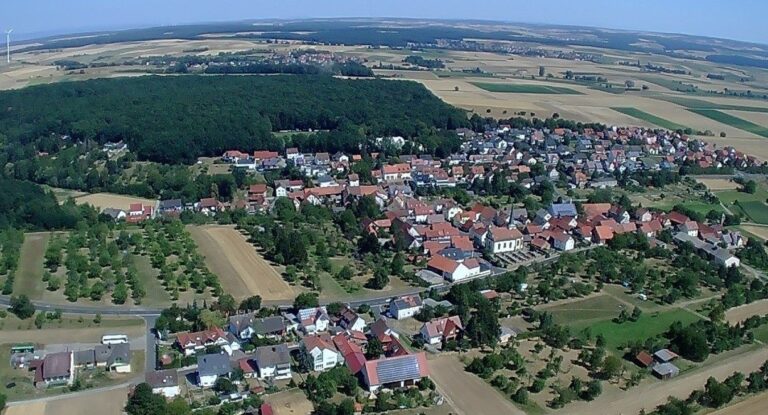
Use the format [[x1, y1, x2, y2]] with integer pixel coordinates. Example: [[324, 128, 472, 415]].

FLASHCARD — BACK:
[[556, 346, 768, 415]]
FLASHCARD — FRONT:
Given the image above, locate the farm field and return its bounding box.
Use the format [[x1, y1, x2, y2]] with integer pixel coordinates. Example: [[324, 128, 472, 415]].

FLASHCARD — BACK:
[[5, 384, 130, 414], [428, 354, 526, 415], [71, 193, 157, 211], [712, 392, 768, 415], [695, 177, 739, 191], [470, 81, 582, 94], [13, 233, 50, 299], [611, 107, 689, 131], [0, 316, 144, 344], [689, 109, 768, 138], [726, 299, 768, 325], [738, 225, 768, 241], [188, 225, 295, 302], [735, 201, 768, 224]]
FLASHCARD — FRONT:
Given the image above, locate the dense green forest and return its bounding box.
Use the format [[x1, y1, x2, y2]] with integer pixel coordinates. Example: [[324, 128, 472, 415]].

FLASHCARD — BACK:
[[0, 179, 97, 230], [0, 75, 467, 164]]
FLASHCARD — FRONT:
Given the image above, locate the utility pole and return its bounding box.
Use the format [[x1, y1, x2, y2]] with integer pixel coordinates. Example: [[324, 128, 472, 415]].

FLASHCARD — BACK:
[[6, 29, 13, 64]]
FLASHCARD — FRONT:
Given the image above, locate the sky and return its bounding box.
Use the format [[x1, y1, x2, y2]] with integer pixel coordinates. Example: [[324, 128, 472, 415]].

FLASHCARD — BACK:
[[4, 0, 767, 44]]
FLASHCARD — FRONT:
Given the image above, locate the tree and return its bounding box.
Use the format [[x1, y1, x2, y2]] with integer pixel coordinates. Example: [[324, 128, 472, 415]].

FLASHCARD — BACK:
[[9, 295, 35, 319], [366, 337, 385, 359], [466, 299, 500, 348], [239, 295, 262, 312], [199, 309, 225, 329], [125, 383, 168, 415], [744, 180, 757, 194], [583, 380, 602, 400], [357, 232, 380, 255], [630, 306, 642, 322], [216, 294, 237, 316], [366, 267, 390, 290], [213, 377, 237, 395], [390, 252, 405, 276], [539, 66, 545, 77], [336, 265, 354, 281], [601, 355, 623, 380], [703, 377, 734, 408], [513, 387, 529, 404], [293, 292, 319, 310], [34, 312, 45, 329]]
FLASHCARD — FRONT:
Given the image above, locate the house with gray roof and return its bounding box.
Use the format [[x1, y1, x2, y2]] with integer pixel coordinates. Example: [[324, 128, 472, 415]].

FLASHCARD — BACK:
[[33, 351, 74, 387], [254, 344, 291, 380], [197, 353, 232, 387]]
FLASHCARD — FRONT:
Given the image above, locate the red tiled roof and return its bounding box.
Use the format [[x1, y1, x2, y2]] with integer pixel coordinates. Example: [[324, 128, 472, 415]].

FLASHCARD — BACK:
[[489, 226, 523, 241], [427, 255, 459, 274]]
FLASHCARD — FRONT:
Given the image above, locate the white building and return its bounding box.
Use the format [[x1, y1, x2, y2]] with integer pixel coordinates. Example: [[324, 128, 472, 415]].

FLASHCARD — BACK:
[[301, 335, 342, 372], [485, 226, 524, 254]]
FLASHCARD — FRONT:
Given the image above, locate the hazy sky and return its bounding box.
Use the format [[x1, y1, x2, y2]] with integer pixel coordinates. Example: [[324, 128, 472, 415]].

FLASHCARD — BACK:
[[5, 0, 767, 44]]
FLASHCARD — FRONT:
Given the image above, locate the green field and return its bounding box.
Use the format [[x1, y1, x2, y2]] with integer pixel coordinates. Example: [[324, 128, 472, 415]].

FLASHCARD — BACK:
[[689, 109, 768, 138], [569, 308, 701, 352], [650, 96, 768, 113], [545, 295, 625, 325], [612, 107, 689, 131], [470, 82, 582, 94], [735, 201, 768, 224], [13, 233, 49, 299]]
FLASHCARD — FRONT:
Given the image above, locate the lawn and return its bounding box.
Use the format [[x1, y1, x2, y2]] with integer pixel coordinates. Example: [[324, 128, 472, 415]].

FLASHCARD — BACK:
[[14, 233, 50, 299], [569, 308, 701, 352], [470, 82, 582, 94], [751, 324, 768, 343], [611, 107, 689, 131], [689, 109, 768, 138], [544, 295, 625, 325]]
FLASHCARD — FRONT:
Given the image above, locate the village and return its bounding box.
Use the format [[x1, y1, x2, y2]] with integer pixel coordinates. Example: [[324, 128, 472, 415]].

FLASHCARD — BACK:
[[41, 121, 768, 415]]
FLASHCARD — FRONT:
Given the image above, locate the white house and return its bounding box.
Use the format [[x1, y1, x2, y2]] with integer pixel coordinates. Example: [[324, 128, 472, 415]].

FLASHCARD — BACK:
[[485, 226, 524, 254], [298, 306, 330, 334], [300, 335, 342, 372], [254, 344, 292, 380], [419, 316, 463, 345], [338, 307, 366, 332], [389, 295, 423, 320], [551, 233, 575, 251], [426, 255, 474, 282], [147, 369, 181, 399], [197, 353, 231, 387]]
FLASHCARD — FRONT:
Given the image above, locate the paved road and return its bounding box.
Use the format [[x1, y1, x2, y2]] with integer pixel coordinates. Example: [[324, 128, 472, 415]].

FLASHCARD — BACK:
[[143, 316, 158, 374], [0, 296, 163, 316]]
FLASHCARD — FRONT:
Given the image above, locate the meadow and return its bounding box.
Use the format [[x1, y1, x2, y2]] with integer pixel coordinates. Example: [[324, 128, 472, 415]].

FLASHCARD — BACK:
[[611, 107, 689, 131], [689, 109, 768, 138]]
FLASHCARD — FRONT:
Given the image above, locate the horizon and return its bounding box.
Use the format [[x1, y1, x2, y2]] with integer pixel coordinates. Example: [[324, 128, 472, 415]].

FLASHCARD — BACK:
[[4, 0, 768, 45]]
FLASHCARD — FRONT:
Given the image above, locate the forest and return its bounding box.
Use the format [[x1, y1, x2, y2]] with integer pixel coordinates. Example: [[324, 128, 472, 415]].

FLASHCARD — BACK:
[[0, 75, 468, 164], [0, 179, 96, 230]]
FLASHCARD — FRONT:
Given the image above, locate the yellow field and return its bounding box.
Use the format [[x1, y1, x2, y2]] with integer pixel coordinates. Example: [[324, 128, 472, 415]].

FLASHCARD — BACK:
[[695, 177, 740, 190], [726, 299, 768, 324], [712, 392, 768, 415], [188, 225, 294, 301], [72, 193, 157, 211], [740, 225, 768, 241], [264, 388, 314, 415], [5, 385, 130, 415]]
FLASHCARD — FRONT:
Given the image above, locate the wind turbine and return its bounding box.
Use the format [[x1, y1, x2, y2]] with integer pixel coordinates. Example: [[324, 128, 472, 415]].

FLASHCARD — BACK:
[[6, 29, 12, 64]]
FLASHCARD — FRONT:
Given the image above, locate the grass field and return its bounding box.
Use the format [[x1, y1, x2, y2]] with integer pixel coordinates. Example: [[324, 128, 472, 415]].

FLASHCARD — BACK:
[[14, 233, 49, 299], [543, 295, 626, 325], [611, 107, 689, 131], [735, 201, 768, 224], [689, 109, 768, 138], [188, 225, 294, 302], [569, 308, 701, 352], [651, 95, 768, 113], [132, 255, 171, 306], [738, 225, 768, 241], [470, 82, 582, 94]]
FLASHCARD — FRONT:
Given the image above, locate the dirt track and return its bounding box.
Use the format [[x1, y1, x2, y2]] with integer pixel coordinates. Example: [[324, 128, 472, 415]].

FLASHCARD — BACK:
[[189, 225, 294, 301], [429, 354, 525, 415], [556, 346, 768, 415], [726, 299, 768, 324]]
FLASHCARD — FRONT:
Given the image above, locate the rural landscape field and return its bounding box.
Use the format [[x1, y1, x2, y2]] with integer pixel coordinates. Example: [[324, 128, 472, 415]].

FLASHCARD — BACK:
[[0, 7, 768, 415]]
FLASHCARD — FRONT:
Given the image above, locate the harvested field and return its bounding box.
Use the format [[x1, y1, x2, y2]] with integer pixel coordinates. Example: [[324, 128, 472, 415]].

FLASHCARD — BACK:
[[540, 293, 625, 324], [695, 177, 739, 190], [264, 388, 314, 415], [14, 233, 49, 299], [712, 391, 768, 414], [740, 225, 768, 241], [726, 299, 768, 325], [188, 225, 294, 301], [429, 354, 525, 415], [4, 384, 130, 415], [555, 346, 768, 415], [72, 193, 156, 212]]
